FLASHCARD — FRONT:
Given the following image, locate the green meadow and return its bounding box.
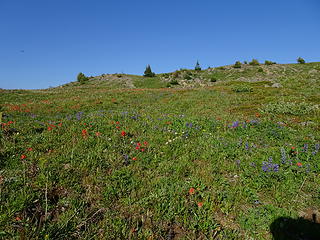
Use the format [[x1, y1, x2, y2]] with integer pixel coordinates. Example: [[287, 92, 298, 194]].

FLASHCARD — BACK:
[[1, 62, 320, 239]]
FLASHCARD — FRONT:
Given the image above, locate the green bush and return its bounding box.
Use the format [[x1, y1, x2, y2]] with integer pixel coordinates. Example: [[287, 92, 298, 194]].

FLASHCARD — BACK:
[[144, 65, 156, 77], [216, 66, 225, 70], [244, 61, 248, 64], [249, 59, 260, 66], [265, 60, 276, 65], [169, 79, 179, 85], [258, 67, 264, 72], [77, 72, 89, 84], [232, 84, 253, 93], [210, 76, 217, 82], [297, 57, 305, 64], [233, 61, 242, 68]]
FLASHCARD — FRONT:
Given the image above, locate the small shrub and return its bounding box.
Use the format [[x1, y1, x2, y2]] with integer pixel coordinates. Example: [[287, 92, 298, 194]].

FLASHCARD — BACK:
[[144, 65, 156, 77], [162, 73, 170, 78], [169, 79, 179, 85], [249, 59, 260, 66], [297, 57, 305, 64], [244, 61, 248, 64], [258, 67, 264, 73], [260, 101, 319, 115], [233, 61, 242, 68], [265, 60, 276, 65], [232, 84, 253, 93], [77, 72, 89, 84], [210, 76, 217, 82], [183, 71, 193, 80], [216, 66, 225, 70], [172, 71, 180, 79]]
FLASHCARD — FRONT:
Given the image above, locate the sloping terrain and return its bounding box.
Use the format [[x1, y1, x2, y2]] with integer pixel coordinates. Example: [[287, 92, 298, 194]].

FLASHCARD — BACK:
[[0, 62, 320, 239]]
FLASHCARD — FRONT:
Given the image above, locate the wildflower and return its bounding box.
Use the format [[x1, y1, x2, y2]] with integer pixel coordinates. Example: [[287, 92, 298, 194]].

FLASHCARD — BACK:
[[141, 148, 145, 152], [132, 157, 137, 161], [116, 121, 120, 125], [15, 216, 22, 221], [255, 112, 261, 118], [273, 164, 279, 172], [135, 146, 140, 150], [95, 132, 101, 137], [189, 187, 195, 195], [121, 131, 126, 137], [20, 155, 26, 160], [245, 142, 249, 151], [297, 162, 302, 167], [116, 126, 120, 129], [143, 141, 148, 146], [75, 111, 83, 121], [231, 121, 239, 128], [291, 146, 295, 150], [82, 129, 88, 137], [197, 202, 204, 208], [280, 148, 286, 164], [254, 200, 260, 205], [47, 126, 52, 131], [27, 148, 33, 152]]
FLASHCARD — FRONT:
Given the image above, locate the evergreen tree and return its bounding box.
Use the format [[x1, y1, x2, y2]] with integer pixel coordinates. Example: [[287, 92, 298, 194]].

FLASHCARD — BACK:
[[297, 57, 305, 64], [195, 61, 201, 71], [77, 72, 88, 84], [143, 65, 155, 77]]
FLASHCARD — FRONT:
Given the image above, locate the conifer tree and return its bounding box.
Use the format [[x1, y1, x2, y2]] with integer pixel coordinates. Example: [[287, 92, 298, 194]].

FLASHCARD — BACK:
[[143, 65, 155, 77], [195, 61, 201, 71]]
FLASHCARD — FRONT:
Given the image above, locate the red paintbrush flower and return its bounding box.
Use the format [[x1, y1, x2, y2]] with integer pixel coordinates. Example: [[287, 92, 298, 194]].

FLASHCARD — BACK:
[[189, 187, 195, 195]]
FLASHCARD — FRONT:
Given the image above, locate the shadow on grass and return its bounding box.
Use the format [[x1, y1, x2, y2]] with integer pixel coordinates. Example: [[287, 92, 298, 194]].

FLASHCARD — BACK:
[[270, 216, 320, 240]]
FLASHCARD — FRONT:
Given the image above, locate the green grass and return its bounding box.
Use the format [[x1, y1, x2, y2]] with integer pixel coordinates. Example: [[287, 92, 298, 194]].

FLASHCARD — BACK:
[[0, 62, 320, 239]]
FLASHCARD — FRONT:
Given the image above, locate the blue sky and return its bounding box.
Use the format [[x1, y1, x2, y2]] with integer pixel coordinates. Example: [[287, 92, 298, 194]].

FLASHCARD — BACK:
[[0, 0, 319, 89]]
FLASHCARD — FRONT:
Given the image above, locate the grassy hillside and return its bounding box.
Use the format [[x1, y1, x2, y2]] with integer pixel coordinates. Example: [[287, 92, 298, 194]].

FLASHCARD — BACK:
[[0, 62, 320, 239]]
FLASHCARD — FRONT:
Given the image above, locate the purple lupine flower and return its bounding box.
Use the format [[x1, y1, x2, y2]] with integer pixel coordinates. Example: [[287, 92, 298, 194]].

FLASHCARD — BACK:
[[186, 122, 193, 128], [302, 144, 308, 152], [235, 160, 241, 166], [250, 120, 259, 124], [273, 164, 279, 172], [76, 111, 83, 120], [30, 113, 37, 118], [315, 144, 320, 152], [245, 142, 249, 151], [123, 154, 129, 166], [238, 138, 243, 147], [231, 121, 239, 128], [281, 148, 286, 164], [262, 162, 269, 172], [306, 164, 311, 173], [66, 115, 72, 120]]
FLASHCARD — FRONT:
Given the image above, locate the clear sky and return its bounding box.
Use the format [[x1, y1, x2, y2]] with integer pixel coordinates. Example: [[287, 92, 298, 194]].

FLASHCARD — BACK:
[[0, 0, 319, 89]]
